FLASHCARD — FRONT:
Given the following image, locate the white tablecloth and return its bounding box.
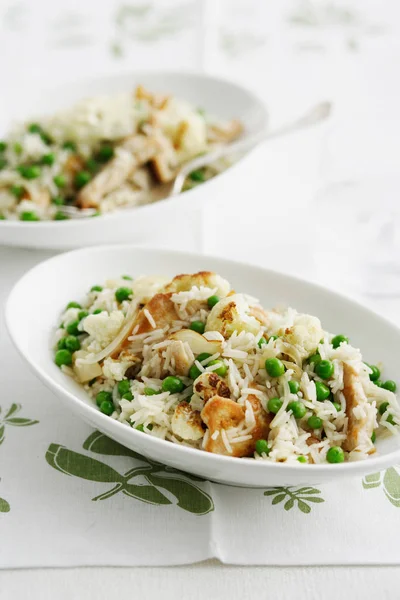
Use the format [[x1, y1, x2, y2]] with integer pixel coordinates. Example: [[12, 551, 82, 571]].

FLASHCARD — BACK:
[[1, 0, 400, 596]]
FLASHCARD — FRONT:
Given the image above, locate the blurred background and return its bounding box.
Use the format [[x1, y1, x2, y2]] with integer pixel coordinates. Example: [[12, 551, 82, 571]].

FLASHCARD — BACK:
[[1, 0, 400, 307]]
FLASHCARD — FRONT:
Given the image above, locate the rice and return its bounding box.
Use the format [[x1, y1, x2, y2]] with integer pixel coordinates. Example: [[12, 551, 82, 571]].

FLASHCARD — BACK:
[[53, 270, 400, 465]]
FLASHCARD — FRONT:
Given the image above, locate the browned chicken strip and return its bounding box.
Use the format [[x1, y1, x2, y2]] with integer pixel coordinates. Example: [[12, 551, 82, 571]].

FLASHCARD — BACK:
[[77, 135, 161, 208], [201, 394, 271, 457], [342, 363, 374, 453]]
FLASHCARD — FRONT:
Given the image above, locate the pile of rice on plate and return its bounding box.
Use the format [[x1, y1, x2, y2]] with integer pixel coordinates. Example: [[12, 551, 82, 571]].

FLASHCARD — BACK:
[[53, 271, 400, 465], [0, 85, 242, 221]]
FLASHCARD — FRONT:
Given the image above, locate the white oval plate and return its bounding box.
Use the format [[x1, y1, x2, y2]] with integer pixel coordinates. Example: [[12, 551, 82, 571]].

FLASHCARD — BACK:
[[0, 71, 267, 250], [6, 245, 400, 487]]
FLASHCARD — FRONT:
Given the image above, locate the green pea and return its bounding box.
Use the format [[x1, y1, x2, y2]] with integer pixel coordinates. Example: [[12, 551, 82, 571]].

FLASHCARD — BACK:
[[207, 295, 220, 308], [267, 397, 283, 414], [189, 169, 205, 182], [66, 301, 81, 309], [96, 390, 112, 408], [91, 285, 103, 292], [382, 380, 397, 393], [207, 359, 227, 377], [57, 337, 67, 350], [297, 455, 307, 463], [287, 401, 307, 419], [11, 185, 24, 199], [326, 446, 345, 464], [85, 158, 99, 173], [366, 364, 380, 382], [122, 275, 133, 280], [52, 196, 64, 205], [315, 360, 334, 380], [265, 357, 285, 378], [41, 153, 55, 166], [74, 171, 91, 189], [100, 400, 114, 416], [190, 320, 205, 334], [54, 349, 72, 367], [387, 414, 396, 425], [332, 334, 349, 349], [78, 310, 89, 320], [288, 380, 300, 394], [54, 211, 69, 220], [136, 424, 145, 432], [20, 211, 39, 221], [144, 387, 159, 396], [17, 165, 41, 179], [258, 337, 267, 348], [63, 141, 77, 151], [28, 123, 42, 134], [307, 415, 322, 429], [332, 401, 341, 412], [117, 380, 131, 396], [122, 392, 133, 401], [189, 352, 212, 380], [308, 352, 321, 366], [0, 214, 4, 220], [315, 380, 331, 401], [255, 439, 270, 455], [66, 320, 80, 336], [93, 309, 103, 315], [13, 142, 23, 155], [115, 287, 133, 303], [64, 335, 81, 352], [375, 380, 384, 388], [0, 141, 7, 152], [161, 376, 185, 394], [371, 431, 376, 443], [379, 402, 389, 415], [97, 145, 114, 162], [53, 174, 66, 188]]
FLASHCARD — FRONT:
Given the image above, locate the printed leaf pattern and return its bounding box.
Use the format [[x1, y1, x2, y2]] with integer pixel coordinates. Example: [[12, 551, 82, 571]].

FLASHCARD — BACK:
[[362, 466, 400, 508], [264, 486, 325, 513], [46, 431, 214, 515], [0, 403, 39, 514], [0, 497, 10, 513]]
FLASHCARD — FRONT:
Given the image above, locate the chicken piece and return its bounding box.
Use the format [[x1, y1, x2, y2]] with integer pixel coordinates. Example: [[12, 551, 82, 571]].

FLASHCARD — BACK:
[[205, 294, 260, 339], [151, 134, 177, 183], [201, 394, 271, 457], [163, 271, 231, 297], [110, 293, 178, 359], [77, 135, 160, 208], [171, 402, 204, 441], [194, 372, 231, 402], [342, 363, 374, 452], [64, 154, 85, 178], [166, 340, 194, 377], [25, 185, 51, 209], [207, 119, 243, 144]]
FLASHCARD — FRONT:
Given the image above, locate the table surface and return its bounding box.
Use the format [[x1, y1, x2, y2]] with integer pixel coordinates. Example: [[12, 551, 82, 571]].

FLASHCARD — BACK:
[[1, 0, 400, 597]]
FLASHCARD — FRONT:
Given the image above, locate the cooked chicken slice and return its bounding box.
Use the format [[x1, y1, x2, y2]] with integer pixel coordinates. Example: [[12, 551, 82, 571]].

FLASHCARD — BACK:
[[64, 154, 85, 178], [151, 135, 177, 183], [171, 402, 204, 441], [342, 363, 375, 452], [166, 340, 194, 377], [25, 185, 51, 209], [77, 135, 160, 208], [163, 271, 231, 297], [110, 293, 178, 359], [194, 372, 231, 402], [128, 166, 153, 190], [201, 394, 271, 457], [207, 119, 243, 144]]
